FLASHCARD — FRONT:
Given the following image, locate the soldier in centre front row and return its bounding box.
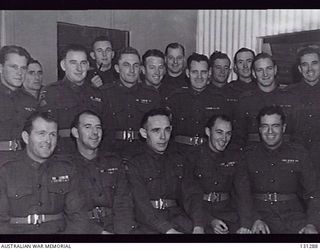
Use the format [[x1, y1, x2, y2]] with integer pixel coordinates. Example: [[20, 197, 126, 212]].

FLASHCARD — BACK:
[[245, 105, 320, 234], [127, 108, 205, 234], [187, 114, 256, 234], [70, 110, 139, 234], [0, 111, 88, 234]]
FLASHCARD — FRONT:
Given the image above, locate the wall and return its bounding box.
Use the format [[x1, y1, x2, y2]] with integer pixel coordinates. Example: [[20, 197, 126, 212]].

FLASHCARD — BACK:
[[1, 10, 197, 84], [197, 9, 320, 80]]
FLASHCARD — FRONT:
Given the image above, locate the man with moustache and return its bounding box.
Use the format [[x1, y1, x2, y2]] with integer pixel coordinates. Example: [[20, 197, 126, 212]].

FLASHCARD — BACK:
[[245, 106, 320, 234], [233, 53, 300, 148], [102, 47, 160, 156], [40, 44, 107, 154], [188, 114, 255, 234], [0, 111, 88, 234], [22, 58, 43, 99], [166, 53, 232, 154], [127, 108, 205, 234], [71, 110, 138, 234]]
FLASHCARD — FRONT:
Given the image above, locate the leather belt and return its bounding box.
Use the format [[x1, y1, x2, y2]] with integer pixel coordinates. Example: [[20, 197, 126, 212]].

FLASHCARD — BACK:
[[248, 133, 290, 142], [115, 130, 140, 142], [174, 135, 206, 146], [10, 212, 64, 225], [150, 199, 177, 210], [0, 140, 22, 151], [88, 206, 112, 220], [203, 192, 230, 202], [58, 129, 71, 138], [254, 193, 297, 202]]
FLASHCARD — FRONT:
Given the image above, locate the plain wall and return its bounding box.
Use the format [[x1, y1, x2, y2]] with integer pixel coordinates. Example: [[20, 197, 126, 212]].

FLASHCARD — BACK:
[[2, 10, 197, 84]]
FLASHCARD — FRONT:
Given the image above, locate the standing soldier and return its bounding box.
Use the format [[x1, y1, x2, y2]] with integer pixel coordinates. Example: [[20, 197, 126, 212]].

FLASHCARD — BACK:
[[71, 110, 138, 234], [166, 53, 232, 154], [40, 44, 107, 154], [245, 106, 320, 234], [0, 111, 88, 234], [102, 47, 160, 156], [188, 114, 255, 234], [127, 108, 204, 234]]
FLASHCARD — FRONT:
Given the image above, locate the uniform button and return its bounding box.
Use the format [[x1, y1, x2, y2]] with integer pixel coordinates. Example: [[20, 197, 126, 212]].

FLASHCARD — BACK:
[[214, 181, 219, 185], [270, 179, 275, 183], [195, 121, 200, 124], [15, 194, 19, 198], [309, 139, 312, 143], [112, 185, 116, 189], [270, 163, 275, 167], [148, 177, 153, 181], [37, 184, 42, 189], [59, 189, 64, 193], [255, 171, 259, 174], [38, 202, 42, 206], [112, 112, 116, 116], [309, 114, 313, 118], [131, 225, 136, 229], [178, 175, 183, 179], [198, 174, 202, 178], [128, 114, 133, 118]]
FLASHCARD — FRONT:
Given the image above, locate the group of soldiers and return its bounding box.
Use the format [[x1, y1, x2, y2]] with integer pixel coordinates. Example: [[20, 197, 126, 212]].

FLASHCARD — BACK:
[[0, 35, 320, 234]]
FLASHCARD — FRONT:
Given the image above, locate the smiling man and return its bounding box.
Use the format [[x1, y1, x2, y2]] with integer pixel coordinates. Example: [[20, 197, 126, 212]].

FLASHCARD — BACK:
[[244, 105, 320, 234]]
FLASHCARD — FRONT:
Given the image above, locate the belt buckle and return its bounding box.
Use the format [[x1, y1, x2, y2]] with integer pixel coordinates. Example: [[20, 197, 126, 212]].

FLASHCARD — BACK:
[[208, 192, 220, 202], [268, 192, 278, 202], [126, 130, 134, 142], [9, 140, 19, 151], [192, 136, 203, 146], [28, 214, 42, 224], [156, 199, 165, 210]]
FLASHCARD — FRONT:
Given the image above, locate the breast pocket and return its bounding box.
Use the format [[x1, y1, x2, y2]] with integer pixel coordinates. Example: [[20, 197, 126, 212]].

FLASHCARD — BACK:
[[56, 98, 79, 126], [100, 169, 118, 191], [7, 186, 33, 200]]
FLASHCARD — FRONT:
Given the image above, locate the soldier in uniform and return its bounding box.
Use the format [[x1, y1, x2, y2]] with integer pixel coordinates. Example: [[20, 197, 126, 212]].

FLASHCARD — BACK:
[[0, 45, 35, 166], [188, 114, 255, 234], [22, 58, 43, 100], [102, 47, 160, 156], [127, 108, 204, 234], [233, 53, 300, 148], [39, 44, 107, 154], [0, 111, 88, 234], [71, 110, 138, 234], [245, 105, 320, 234], [162, 43, 188, 89], [166, 53, 232, 154], [87, 36, 117, 89]]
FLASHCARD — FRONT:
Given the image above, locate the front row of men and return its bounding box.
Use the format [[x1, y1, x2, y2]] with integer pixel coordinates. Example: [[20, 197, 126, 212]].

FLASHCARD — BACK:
[[0, 105, 319, 234]]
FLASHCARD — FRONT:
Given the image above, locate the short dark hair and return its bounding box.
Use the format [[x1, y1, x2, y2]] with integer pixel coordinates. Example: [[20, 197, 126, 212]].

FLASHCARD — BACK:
[[23, 111, 58, 134], [0, 45, 31, 65], [257, 105, 286, 127], [209, 51, 231, 67], [186, 53, 209, 69], [91, 36, 113, 49], [28, 58, 42, 68], [71, 110, 102, 130], [233, 47, 255, 65], [165, 43, 185, 56], [60, 44, 88, 61], [142, 49, 165, 67], [252, 52, 276, 71], [206, 114, 232, 130], [140, 108, 172, 129], [116, 46, 141, 64], [296, 45, 320, 65]]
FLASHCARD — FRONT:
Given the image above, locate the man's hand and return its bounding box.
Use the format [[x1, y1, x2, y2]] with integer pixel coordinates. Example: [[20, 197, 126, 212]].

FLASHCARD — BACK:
[[192, 226, 205, 234], [236, 227, 252, 234], [166, 228, 183, 234], [211, 219, 229, 234], [299, 224, 318, 234], [91, 75, 103, 88], [251, 219, 270, 234], [101, 230, 113, 234]]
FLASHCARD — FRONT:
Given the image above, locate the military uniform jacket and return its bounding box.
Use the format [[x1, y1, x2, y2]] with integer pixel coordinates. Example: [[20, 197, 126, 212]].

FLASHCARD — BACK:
[[244, 142, 320, 229], [86, 66, 118, 90], [0, 151, 88, 234], [127, 145, 204, 233], [228, 79, 257, 99], [166, 86, 233, 137], [188, 144, 254, 229], [72, 151, 137, 234], [162, 72, 188, 89], [234, 85, 300, 147]]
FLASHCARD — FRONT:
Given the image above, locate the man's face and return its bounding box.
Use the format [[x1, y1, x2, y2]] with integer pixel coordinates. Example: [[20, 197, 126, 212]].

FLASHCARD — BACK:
[[73, 113, 102, 151], [140, 115, 172, 154], [187, 60, 210, 92], [212, 58, 231, 84], [259, 113, 285, 150], [234, 51, 254, 79], [165, 47, 185, 75], [115, 53, 140, 86], [0, 53, 28, 90], [23, 63, 43, 91], [143, 56, 166, 88], [22, 117, 58, 163], [91, 41, 114, 69], [253, 57, 277, 88], [61, 50, 89, 84], [205, 118, 232, 153], [298, 53, 320, 85]]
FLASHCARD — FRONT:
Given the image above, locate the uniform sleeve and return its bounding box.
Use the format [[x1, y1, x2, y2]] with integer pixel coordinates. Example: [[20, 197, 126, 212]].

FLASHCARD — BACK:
[[127, 159, 174, 233]]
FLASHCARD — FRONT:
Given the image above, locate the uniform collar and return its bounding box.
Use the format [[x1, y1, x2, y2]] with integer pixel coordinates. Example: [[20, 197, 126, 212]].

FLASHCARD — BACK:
[[22, 150, 44, 170], [0, 82, 16, 96], [116, 79, 139, 93], [62, 77, 86, 91]]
